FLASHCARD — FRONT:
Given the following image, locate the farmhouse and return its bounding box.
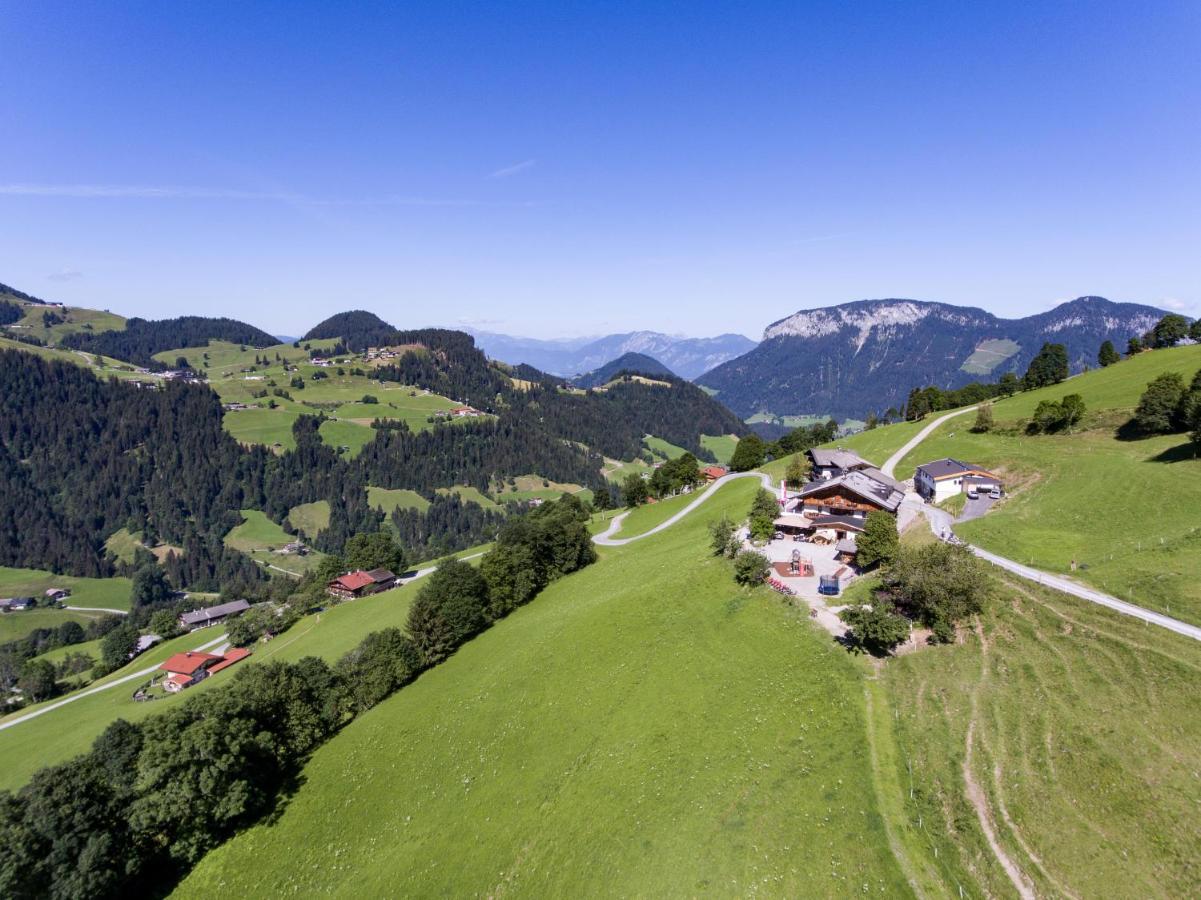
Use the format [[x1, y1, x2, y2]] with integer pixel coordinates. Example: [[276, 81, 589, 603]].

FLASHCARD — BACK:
[[449, 405, 482, 418], [787, 469, 905, 519], [914, 458, 1002, 502], [159, 651, 223, 692], [806, 448, 873, 481], [178, 599, 251, 631], [700, 465, 729, 482], [327, 568, 397, 600], [0, 597, 35, 612], [44, 588, 71, 602]]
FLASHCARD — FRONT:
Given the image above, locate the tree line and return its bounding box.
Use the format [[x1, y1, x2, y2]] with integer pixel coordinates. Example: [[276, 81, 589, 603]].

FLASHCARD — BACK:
[[0, 495, 596, 900], [61, 316, 278, 367]]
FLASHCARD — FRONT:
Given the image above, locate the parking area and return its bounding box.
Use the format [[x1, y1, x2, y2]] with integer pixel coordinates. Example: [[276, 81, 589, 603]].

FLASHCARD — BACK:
[[958, 494, 998, 523]]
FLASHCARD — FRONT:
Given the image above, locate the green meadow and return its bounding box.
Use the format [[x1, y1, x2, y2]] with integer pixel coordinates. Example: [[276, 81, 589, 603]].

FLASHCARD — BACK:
[[700, 432, 739, 464], [176, 479, 911, 897], [882, 571, 1201, 897], [288, 499, 333, 535], [0, 567, 132, 611], [643, 434, 690, 460], [611, 490, 701, 539], [222, 510, 295, 553], [0, 608, 112, 643]]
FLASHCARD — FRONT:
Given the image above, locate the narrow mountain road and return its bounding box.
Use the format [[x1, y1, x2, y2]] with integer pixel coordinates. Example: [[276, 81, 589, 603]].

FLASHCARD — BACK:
[[64, 605, 128, 615], [0, 632, 229, 732], [593, 471, 772, 546], [888, 406, 1201, 643], [881, 405, 978, 477]]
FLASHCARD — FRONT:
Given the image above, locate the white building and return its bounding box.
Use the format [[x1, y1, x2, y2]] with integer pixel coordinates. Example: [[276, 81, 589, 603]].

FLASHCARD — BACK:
[[914, 458, 1001, 502]]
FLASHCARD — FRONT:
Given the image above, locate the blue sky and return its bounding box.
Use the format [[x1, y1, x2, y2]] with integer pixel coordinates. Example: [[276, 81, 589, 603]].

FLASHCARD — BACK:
[[1, 1, 1197, 338]]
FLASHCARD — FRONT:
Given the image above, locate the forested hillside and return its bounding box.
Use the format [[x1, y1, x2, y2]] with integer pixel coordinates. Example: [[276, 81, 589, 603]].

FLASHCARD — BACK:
[[571, 351, 675, 388], [0, 350, 265, 587], [62, 315, 278, 366]]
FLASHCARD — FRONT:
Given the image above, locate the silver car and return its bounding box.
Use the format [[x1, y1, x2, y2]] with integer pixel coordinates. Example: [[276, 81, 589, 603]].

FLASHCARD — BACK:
[[989, 486, 1002, 499]]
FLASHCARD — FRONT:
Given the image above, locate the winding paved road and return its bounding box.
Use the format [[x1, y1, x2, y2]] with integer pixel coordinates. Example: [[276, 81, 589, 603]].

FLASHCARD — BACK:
[[880, 405, 1201, 643], [593, 471, 772, 546]]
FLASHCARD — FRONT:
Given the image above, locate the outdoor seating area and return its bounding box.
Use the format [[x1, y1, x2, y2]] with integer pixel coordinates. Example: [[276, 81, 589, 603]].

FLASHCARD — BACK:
[[756, 536, 856, 601]]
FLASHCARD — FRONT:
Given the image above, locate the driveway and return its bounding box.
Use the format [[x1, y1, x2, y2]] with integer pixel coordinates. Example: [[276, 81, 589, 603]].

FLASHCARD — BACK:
[[956, 495, 997, 523]]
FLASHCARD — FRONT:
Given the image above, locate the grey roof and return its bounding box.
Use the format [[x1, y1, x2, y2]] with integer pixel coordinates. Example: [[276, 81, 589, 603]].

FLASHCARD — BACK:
[[808, 448, 872, 470], [179, 599, 251, 626], [797, 470, 904, 513], [916, 457, 995, 480], [836, 539, 859, 554], [365, 568, 396, 583], [858, 466, 905, 493]]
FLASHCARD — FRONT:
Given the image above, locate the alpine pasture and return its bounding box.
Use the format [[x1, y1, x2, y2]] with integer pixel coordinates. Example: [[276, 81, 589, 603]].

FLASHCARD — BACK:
[[175, 479, 912, 897]]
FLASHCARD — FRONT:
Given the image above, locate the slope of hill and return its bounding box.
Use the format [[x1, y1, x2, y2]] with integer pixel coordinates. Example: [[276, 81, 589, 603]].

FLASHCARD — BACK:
[[61, 315, 277, 366], [571, 351, 675, 388], [175, 478, 912, 897], [470, 329, 757, 379], [698, 296, 1167, 420]]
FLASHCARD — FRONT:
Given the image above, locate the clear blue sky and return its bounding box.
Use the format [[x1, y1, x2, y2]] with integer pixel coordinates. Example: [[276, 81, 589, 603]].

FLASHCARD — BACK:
[[1, 1, 1197, 338]]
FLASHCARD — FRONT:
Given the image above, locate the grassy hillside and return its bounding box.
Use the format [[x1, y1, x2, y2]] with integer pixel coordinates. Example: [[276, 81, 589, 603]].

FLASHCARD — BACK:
[[882, 572, 1201, 897], [700, 432, 739, 464], [176, 480, 911, 897], [0, 543, 491, 792], [0, 567, 132, 611], [0, 608, 112, 643], [9, 303, 126, 344], [288, 499, 333, 535], [890, 345, 1201, 623]]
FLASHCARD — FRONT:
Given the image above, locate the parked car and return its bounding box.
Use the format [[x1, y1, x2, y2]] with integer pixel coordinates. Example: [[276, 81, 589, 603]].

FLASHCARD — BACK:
[[966, 487, 979, 499], [989, 486, 1002, 499]]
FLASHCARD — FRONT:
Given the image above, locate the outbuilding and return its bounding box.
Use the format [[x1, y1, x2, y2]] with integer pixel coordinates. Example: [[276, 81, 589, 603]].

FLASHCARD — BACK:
[[914, 458, 1002, 502]]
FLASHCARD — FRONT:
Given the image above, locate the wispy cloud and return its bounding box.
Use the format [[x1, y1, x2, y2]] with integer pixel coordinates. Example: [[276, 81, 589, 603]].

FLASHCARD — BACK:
[[47, 268, 83, 282], [0, 182, 536, 209], [1161, 297, 1194, 312], [488, 159, 536, 179]]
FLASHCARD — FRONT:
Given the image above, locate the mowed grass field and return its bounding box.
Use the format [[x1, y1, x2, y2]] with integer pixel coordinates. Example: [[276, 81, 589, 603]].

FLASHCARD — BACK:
[[0, 566, 132, 611], [222, 510, 294, 552], [0, 608, 112, 643], [176, 480, 911, 897], [881, 572, 1201, 898], [288, 499, 332, 535]]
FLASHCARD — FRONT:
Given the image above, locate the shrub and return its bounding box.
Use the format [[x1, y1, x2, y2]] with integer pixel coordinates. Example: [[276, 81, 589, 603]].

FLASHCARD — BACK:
[[733, 550, 770, 586], [839, 597, 911, 654], [708, 515, 737, 557], [1133, 372, 1186, 435], [747, 489, 778, 542], [971, 402, 994, 433]]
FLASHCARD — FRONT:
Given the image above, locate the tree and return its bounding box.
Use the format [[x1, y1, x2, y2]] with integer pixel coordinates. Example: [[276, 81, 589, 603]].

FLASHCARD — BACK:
[[621, 473, 649, 507], [1191, 319, 1201, 343], [881, 543, 990, 642], [56, 620, 86, 646], [1059, 393, 1086, 431], [728, 433, 766, 471], [148, 609, 182, 639], [129, 563, 171, 609], [312, 554, 347, 583], [343, 531, 406, 574], [409, 558, 489, 654], [17, 659, 56, 702], [839, 597, 911, 654], [592, 487, 612, 512], [335, 627, 422, 713], [1134, 372, 1187, 434], [99, 624, 139, 671], [997, 372, 1020, 398], [1022, 342, 1069, 390], [708, 515, 737, 557], [361, 394, 378, 404], [856, 511, 899, 568], [1151, 313, 1189, 348], [971, 402, 994, 433], [1127, 336, 1143, 356], [732, 550, 770, 586], [748, 489, 778, 542], [1030, 399, 1063, 434], [784, 455, 810, 487], [1098, 340, 1120, 367]]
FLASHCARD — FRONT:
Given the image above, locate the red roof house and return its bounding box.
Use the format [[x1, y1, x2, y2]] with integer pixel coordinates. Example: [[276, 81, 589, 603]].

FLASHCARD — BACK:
[[327, 568, 396, 599], [207, 647, 251, 675], [159, 651, 223, 692]]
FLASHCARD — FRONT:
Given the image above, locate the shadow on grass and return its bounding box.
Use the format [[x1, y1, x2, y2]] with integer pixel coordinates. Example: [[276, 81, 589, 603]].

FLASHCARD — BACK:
[[1148, 441, 1200, 464]]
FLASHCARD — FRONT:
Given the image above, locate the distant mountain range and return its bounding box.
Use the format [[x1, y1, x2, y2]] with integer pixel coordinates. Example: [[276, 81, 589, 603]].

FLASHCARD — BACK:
[[467, 329, 756, 380], [571, 352, 676, 389], [697, 296, 1167, 420]]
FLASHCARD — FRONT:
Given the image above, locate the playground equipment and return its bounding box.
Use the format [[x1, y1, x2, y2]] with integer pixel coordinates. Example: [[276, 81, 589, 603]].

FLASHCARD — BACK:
[[818, 574, 840, 596], [789, 549, 815, 577]]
